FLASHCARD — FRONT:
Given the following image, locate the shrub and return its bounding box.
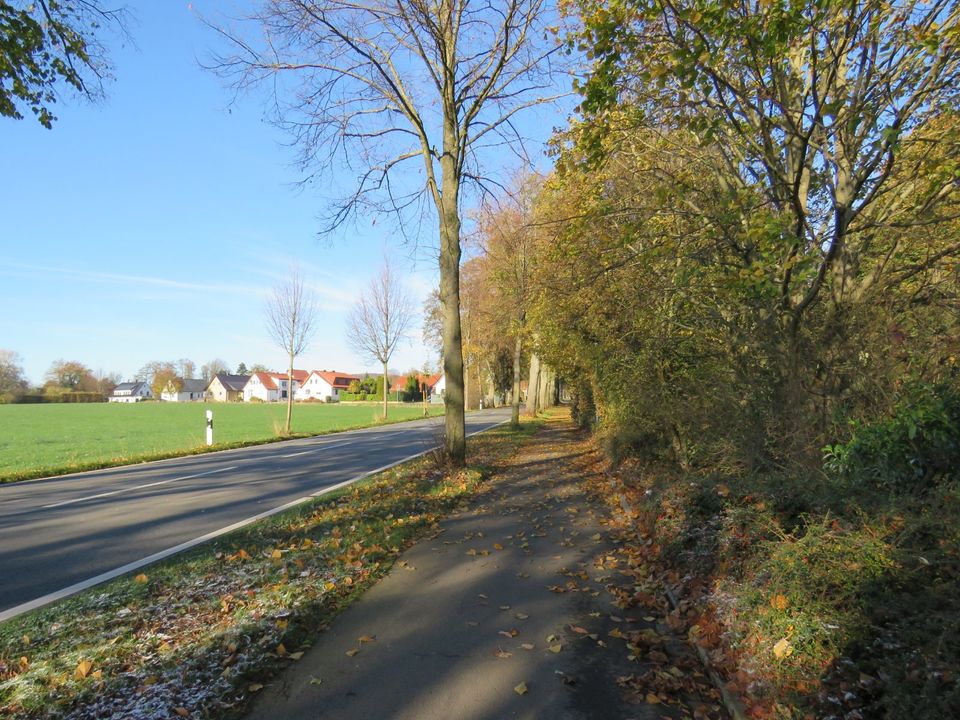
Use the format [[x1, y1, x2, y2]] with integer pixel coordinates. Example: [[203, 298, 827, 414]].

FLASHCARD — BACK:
[[824, 382, 960, 493]]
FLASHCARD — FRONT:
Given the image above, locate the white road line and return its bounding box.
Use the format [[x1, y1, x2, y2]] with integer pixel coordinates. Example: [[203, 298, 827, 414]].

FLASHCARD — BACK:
[[1, 417, 510, 623], [280, 440, 352, 458], [42, 466, 238, 509]]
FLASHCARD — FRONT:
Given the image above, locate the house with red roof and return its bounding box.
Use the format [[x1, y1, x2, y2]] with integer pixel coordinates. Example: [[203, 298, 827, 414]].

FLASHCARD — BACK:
[[390, 372, 444, 400], [242, 370, 309, 402], [296, 370, 361, 402]]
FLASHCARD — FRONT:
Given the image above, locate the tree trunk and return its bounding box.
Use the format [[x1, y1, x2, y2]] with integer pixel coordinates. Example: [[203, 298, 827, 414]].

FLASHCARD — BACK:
[[285, 355, 294, 434], [439, 147, 466, 465], [526, 353, 541, 414], [382, 359, 389, 420], [511, 333, 522, 426]]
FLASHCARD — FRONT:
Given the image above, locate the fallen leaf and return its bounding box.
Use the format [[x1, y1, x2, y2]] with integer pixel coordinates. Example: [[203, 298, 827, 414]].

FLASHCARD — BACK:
[[276, 644, 288, 656], [770, 594, 789, 610], [570, 625, 589, 634], [248, 682, 264, 692], [499, 629, 519, 638], [548, 644, 563, 653], [646, 692, 661, 704], [494, 649, 513, 658], [346, 649, 359, 657], [309, 677, 323, 686], [773, 638, 793, 659], [271, 549, 282, 560], [174, 707, 189, 717], [134, 574, 148, 584], [74, 659, 93, 679], [358, 635, 376, 644], [91, 669, 103, 680], [22, 635, 29, 645], [521, 643, 535, 650], [494, 543, 504, 550], [289, 651, 305, 660], [515, 612, 529, 620], [514, 682, 528, 695], [608, 628, 624, 639]]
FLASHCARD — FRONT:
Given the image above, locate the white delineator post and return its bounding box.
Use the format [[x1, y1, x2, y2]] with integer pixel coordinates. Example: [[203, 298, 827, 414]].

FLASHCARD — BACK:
[[206, 410, 214, 446]]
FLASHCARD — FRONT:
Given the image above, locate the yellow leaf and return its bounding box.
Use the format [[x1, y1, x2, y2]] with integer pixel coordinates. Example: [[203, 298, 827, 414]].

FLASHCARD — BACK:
[[19, 656, 29, 669], [608, 628, 624, 639], [358, 634, 376, 643], [22, 635, 30, 645], [494, 543, 504, 550], [646, 692, 661, 704], [346, 649, 359, 657], [276, 643, 287, 656], [75, 659, 93, 679], [271, 549, 282, 560], [134, 573, 148, 584], [773, 638, 794, 659], [514, 681, 528, 695], [289, 651, 305, 660], [276, 619, 289, 631], [770, 594, 789, 610], [91, 670, 103, 680], [248, 682, 264, 692], [548, 644, 563, 653]]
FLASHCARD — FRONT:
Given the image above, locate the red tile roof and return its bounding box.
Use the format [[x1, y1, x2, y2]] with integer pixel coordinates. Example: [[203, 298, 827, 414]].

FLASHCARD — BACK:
[[391, 373, 442, 392]]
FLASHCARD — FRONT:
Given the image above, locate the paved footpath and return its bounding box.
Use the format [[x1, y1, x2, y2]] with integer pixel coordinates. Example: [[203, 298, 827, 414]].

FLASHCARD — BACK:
[[246, 416, 720, 720]]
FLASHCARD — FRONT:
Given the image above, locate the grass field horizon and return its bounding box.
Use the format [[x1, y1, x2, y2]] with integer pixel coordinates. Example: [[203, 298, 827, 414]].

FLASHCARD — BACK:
[[0, 402, 444, 482]]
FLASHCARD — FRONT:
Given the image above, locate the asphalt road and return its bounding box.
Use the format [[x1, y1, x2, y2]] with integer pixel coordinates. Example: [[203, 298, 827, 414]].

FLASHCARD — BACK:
[[0, 408, 511, 621]]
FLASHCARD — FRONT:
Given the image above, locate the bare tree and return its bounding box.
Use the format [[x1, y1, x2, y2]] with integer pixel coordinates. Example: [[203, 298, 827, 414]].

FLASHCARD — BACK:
[[207, 0, 567, 464], [201, 358, 230, 382], [265, 268, 318, 434], [347, 258, 415, 420]]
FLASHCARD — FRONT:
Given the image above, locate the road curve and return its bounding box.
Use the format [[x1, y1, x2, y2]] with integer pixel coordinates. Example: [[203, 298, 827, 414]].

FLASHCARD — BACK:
[[0, 408, 511, 621]]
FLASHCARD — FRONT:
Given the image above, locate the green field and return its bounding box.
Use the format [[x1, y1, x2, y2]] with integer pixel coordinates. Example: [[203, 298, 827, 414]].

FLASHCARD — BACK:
[[0, 402, 443, 482]]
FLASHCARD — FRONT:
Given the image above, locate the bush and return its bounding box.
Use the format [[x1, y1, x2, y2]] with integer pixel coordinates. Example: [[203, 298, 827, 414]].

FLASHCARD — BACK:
[[824, 382, 960, 493]]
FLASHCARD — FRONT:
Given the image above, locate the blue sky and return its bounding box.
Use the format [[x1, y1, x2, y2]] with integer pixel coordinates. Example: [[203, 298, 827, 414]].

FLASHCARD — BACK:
[[0, 1, 571, 386]]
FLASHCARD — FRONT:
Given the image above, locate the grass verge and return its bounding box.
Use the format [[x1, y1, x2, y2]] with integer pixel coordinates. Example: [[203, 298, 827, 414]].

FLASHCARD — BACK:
[[0, 418, 541, 719]]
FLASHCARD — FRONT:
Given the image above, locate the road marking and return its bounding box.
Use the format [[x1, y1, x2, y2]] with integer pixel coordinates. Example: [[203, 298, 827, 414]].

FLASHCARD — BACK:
[[42, 466, 238, 509], [1, 415, 510, 623], [280, 440, 351, 458]]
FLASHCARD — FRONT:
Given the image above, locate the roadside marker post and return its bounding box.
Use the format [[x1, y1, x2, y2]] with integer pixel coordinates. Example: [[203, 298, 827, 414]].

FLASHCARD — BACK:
[[206, 410, 214, 446]]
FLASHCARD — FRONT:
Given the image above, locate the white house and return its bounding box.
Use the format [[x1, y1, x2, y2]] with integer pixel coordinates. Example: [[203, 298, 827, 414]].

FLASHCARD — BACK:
[[295, 370, 361, 402], [161, 379, 208, 402], [242, 371, 308, 402], [108, 381, 152, 403]]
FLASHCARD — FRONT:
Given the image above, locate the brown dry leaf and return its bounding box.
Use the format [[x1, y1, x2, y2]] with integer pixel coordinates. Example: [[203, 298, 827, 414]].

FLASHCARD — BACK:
[[174, 707, 190, 718], [133, 573, 148, 584], [608, 628, 625, 639], [646, 692, 661, 704], [74, 659, 93, 679], [514, 682, 528, 695], [358, 635, 376, 644], [237, 549, 251, 560], [276, 643, 288, 656], [346, 649, 360, 657], [569, 625, 589, 635]]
